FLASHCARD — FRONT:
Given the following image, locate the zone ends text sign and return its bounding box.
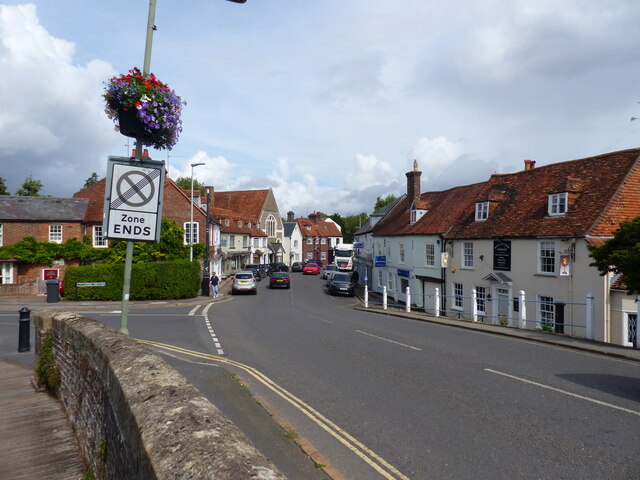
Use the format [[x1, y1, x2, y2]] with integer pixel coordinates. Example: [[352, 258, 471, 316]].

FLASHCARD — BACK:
[[103, 157, 165, 242]]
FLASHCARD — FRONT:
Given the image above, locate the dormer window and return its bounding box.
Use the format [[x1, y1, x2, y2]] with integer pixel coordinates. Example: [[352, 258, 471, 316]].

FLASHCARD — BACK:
[[248, 222, 252, 229], [475, 202, 489, 221], [225, 219, 229, 227], [548, 193, 568, 216], [410, 209, 427, 224], [238, 220, 242, 227], [305, 225, 311, 230]]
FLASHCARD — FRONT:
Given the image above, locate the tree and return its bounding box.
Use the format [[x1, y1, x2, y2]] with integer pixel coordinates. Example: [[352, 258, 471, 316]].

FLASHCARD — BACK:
[[589, 216, 640, 294], [374, 194, 397, 213], [0, 177, 9, 195], [83, 172, 100, 189], [175, 176, 205, 196], [15, 175, 44, 196]]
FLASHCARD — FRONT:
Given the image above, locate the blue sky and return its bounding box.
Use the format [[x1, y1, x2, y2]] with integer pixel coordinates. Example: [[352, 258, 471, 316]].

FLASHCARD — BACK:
[[1, 1, 639, 216]]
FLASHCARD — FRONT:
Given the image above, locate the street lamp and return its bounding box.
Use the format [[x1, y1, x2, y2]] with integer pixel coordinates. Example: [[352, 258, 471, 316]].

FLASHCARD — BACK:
[[190, 162, 205, 261]]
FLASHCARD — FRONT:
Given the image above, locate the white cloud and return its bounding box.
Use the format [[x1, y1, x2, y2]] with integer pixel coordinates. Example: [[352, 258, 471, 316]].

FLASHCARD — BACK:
[[411, 137, 464, 174]]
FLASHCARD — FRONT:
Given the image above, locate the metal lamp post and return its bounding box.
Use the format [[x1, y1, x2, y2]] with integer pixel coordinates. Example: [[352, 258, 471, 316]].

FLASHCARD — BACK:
[[190, 162, 205, 261]]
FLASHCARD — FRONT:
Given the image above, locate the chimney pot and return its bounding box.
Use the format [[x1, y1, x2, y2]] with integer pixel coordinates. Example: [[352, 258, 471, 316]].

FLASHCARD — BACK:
[[524, 159, 536, 171]]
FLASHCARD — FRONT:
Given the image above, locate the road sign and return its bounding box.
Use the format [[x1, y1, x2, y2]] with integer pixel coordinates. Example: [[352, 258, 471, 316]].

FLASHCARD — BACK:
[[103, 156, 165, 242]]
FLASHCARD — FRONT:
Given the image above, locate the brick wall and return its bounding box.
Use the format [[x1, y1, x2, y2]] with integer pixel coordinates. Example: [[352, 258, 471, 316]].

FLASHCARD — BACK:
[[34, 311, 285, 480]]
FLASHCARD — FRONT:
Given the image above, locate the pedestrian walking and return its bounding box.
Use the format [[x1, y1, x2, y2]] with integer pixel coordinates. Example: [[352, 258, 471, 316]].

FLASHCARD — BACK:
[[210, 272, 219, 298], [352, 269, 359, 285]]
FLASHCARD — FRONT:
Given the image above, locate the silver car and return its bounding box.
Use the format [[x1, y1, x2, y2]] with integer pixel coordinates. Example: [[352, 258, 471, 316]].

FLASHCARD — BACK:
[[231, 270, 257, 295]]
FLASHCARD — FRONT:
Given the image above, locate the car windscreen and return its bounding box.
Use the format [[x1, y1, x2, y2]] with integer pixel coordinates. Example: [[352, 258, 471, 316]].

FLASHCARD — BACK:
[[271, 273, 287, 279], [236, 274, 253, 279], [332, 273, 351, 282]]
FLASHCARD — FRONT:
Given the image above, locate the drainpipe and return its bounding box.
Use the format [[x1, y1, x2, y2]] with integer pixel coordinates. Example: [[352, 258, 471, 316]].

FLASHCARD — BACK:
[[440, 234, 447, 314]]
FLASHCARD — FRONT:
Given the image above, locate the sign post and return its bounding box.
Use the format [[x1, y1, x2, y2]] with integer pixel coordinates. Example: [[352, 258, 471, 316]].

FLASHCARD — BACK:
[[103, 155, 165, 334]]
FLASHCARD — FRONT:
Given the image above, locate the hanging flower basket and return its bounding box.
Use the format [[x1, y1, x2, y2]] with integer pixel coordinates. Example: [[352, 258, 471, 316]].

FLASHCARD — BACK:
[[103, 67, 186, 151]]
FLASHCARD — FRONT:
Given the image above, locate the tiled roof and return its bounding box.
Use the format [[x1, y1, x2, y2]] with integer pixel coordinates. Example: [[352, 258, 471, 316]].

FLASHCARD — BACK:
[[447, 148, 640, 239], [0, 196, 88, 221], [211, 207, 265, 236], [295, 215, 342, 238], [211, 189, 268, 216]]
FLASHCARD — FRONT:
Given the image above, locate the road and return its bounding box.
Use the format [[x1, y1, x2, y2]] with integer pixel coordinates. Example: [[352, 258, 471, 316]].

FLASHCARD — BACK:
[[16, 272, 640, 479]]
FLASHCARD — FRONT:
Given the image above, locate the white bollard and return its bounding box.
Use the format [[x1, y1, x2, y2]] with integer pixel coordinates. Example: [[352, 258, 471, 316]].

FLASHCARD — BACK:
[[406, 286, 411, 313], [472, 288, 478, 322], [586, 293, 594, 340], [434, 288, 440, 317], [383, 286, 388, 310], [364, 284, 369, 308], [519, 290, 526, 329]]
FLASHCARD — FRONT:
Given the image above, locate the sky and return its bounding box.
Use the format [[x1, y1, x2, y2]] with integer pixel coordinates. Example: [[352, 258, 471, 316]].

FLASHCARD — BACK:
[[1, 1, 639, 217]]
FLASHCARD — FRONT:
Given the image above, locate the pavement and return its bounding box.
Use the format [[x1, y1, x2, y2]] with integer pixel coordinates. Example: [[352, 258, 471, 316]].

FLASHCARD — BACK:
[[1, 279, 638, 479]]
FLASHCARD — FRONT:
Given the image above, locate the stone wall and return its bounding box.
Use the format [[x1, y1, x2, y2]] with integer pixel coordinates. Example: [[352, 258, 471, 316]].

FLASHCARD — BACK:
[[34, 311, 286, 480]]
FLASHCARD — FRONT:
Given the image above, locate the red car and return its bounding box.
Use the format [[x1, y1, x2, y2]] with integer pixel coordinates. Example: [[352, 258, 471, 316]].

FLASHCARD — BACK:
[[302, 262, 321, 275]]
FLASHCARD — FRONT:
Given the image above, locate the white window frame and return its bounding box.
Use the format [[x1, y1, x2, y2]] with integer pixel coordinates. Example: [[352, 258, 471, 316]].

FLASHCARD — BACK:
[[266, 215, 276, 237], [388, 273, 394, 293], [623, 312, 637, 347], [538, 295, 555, 329], [230, 235, 235, 248], [92, 225, 108, 248], [462, 242, 474, 269], [538, 240, 556, 275], [293, 239, 298, 248], [0, 223, 3, 246], [548, 192, 568, 216], [321, 251, 327, 260], [307, 237, 313, 245], [378, 270, 383, 288], [475, 286, 487, 314], [399, 243, 405, 264], [453, 283, 463, 310], [184, 222, 199, 245], [425, 243, 435, 267], [238, 220, 242, 227], [410, 210, 417, 224], [225, 219, 229, 227], [475, 202, 489, 221], [49, 224, 63, 243], [0, 262, 13, 284], [321, 238, 326, 244], [305, 252, 313, 260]]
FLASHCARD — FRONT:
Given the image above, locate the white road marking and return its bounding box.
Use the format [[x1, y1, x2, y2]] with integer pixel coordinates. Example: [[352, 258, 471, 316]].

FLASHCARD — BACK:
[[202, 303, 224, 355], [188, 305, 201, 316], [485, 368, 640, 417], [356, 330, 422, 351]]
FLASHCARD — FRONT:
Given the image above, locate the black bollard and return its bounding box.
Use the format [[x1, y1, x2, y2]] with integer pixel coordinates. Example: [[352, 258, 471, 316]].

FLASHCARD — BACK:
[[18, 307, 31, 352]]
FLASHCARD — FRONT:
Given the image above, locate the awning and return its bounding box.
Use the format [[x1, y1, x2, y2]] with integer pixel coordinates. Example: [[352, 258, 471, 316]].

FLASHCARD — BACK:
[[268, 242, 285, 254], [482, 272, 512, 285]]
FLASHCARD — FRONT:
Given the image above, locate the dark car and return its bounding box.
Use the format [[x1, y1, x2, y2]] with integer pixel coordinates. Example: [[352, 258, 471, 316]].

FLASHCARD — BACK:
[[258, 264, 273, 277], [328, 272, 355, 296], [269, 272, 291, 289], [243, 264, 263, 279], [272, 262, 289, 272], [312, 259, 324, 267], [291, 261, 304, 272]]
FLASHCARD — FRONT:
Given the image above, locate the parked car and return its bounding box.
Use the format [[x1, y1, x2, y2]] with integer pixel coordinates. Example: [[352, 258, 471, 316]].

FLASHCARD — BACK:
[[258, 264, 273, 277], [231, 270, 258, 295], [321, 264, 338, 279], [243, 264, 264, 280], [325, 270, 337, 285], [273, 262, 289, 272], [303, 262, 321, 275], [328, 272, 355, 296], [312, 259, 324, 267], [291, 261, 304, 272], [269, 272, 291, 289]]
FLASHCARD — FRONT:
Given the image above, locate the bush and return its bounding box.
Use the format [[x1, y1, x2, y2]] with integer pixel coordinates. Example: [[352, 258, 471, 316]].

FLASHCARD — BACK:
[[63, 261, 200, 301]]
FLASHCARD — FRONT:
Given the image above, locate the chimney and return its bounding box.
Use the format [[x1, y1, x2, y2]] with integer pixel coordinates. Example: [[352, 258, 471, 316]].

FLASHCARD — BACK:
[[405, 159, 422, 204], [524, 159, 536, 171], [287, 211, 295, 222], [224, 195, 231, 209], [309, 212, 319, 225]]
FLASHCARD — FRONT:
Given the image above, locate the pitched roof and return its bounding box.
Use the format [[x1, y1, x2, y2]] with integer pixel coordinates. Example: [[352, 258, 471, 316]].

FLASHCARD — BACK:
[[295, 215, 342, 238], [447, 148, 640, 239], [0, 196, 88, 221], [211, 207, 266, 236], [211, 189, 268, 216], [283, 222, 298, 237], [73, 178, 106, 223]]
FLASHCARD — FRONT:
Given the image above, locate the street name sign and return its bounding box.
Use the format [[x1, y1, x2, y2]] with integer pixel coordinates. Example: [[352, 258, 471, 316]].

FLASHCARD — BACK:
[[103, 156, 165, 242]]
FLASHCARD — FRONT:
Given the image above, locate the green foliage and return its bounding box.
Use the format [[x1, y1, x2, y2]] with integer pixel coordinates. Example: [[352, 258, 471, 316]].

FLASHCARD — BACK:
[[36, 333, 60, 396], [83, 172, 100, 189], [0, 218, 205, 264], [0, 177, 9, 195], [374, 194, 397, 213], [16, 175, 44, 196], [589, 216, 640, 294], [328, 212, 368, 243], [64, 260, 200, 300], [0, 236, 101, 263], [175, 176, 206, 196]]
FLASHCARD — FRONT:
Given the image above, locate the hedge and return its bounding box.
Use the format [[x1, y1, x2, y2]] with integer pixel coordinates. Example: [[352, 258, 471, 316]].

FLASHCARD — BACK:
[[63, 261, 201, 301]]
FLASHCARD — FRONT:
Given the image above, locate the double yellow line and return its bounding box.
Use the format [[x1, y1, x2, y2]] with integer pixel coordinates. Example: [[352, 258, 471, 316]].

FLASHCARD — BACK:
[[138, 339, 410, 480]]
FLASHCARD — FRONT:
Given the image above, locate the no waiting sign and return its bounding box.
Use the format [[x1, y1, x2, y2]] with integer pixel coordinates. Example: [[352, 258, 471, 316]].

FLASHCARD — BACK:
[[103, 156, 165, 242]]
